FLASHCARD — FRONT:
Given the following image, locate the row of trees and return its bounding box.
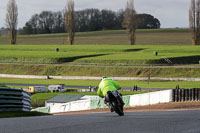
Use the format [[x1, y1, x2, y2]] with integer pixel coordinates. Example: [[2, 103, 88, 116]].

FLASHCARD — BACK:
[[5, 0, 200, 46], [22, 9, 160, 34], [23, 11, 65, 34], [3, 0, 160, 45]]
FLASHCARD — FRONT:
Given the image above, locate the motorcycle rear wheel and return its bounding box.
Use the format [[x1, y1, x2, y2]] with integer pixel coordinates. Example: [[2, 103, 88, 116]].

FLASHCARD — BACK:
[[111, 100, 124, 116]]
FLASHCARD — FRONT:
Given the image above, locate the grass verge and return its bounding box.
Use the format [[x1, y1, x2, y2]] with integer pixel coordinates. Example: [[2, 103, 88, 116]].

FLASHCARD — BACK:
[[1, 64, 200, 78], [1, 78, 200, 89], [0, 83, 6, 87], [0, 111, 50, 118]]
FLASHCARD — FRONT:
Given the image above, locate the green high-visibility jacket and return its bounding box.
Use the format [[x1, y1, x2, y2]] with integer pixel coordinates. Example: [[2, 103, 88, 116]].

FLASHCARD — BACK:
[[97, 78, 121, 98]]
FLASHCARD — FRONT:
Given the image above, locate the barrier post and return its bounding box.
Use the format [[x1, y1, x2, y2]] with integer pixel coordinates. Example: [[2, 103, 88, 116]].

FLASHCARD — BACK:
[[172, 89, 175, 102], [194, 88, 198, 101], [198, 88, 200, 101], [178, 89, 181, 102], [184, 89, 187, 101], [189, 89, 192, 101], [175, 89, 179, 102], [192, 88, 195, 101], [181, 89, 184, 102]]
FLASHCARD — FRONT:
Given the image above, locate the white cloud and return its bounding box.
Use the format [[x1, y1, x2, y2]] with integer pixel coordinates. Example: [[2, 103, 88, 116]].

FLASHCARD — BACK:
[[0, 0, 190, 28]]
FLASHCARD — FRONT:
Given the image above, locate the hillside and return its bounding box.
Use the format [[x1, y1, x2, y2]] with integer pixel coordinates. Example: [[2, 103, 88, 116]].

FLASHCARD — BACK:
[[0, 29, 199, 78]]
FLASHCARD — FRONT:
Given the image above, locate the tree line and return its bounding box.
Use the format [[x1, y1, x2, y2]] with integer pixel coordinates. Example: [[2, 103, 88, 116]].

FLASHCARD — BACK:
[[4, 0, 200, 46], [22, 9, 161, 34], [2, 0, 160, 45]]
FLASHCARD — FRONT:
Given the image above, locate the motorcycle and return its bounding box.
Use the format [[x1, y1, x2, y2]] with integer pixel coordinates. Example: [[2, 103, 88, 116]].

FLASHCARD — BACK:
[[106, 91, 124, 116]]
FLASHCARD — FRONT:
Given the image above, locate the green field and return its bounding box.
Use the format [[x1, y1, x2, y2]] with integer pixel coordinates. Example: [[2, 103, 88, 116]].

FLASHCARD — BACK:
[[1, 78, 200, 89], [0, 29, 198, 65], [0, 29, 191, 45], [0, 43, 200, 78], [0, 29, 199, 78], [0, 44, 200, 64]]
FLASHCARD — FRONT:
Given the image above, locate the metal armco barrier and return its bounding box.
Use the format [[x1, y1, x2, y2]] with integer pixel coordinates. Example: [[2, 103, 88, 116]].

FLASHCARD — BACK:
[[172, 88, 200, 102], [0, 87, 31, 112]]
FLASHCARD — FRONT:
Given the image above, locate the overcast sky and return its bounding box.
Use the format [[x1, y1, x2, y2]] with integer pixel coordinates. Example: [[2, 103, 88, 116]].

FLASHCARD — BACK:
[[0, 0, 190, 28]]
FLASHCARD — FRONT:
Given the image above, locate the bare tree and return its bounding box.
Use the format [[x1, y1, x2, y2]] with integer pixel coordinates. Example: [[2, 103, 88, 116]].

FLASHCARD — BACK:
[[189, 0, 200, 45], [6, 0, 18, 44], [65, 0, 75, 45], [123, 0, 137, 45]]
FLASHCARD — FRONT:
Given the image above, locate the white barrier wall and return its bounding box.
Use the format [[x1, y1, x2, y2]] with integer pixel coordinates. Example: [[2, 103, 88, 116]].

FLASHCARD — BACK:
[[130, 93, 149, 106], [150, 92, 160, 105], [0, 74, 48, 79], [46, 99, 91, 113], [39, 90, 172, 113], [130, 90, 172, 107], [159, 90, 172, 103]]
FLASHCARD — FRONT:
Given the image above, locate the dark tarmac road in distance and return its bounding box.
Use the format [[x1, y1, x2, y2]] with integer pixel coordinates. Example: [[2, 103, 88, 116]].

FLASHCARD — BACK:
[[4, 83, 169, 91], [0, 110, 200, 133]]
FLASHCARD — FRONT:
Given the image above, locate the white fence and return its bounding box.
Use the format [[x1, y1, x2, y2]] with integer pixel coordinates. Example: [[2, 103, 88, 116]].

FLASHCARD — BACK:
[[130, 90, 172, 107], [46, 99, 91, 113], [41, 90, 172, 113], [0, 74, 48, 79]]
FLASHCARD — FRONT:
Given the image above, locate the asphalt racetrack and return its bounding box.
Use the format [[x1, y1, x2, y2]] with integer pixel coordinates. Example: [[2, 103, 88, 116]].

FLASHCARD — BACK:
[[0, 110, 200, 133]]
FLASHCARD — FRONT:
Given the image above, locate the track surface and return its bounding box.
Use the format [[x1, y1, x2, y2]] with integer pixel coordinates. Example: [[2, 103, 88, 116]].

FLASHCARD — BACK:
[[0, 110, 200, 133]]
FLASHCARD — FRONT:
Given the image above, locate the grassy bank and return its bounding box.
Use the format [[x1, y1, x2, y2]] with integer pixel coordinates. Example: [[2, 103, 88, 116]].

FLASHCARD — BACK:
[[0, 29, 197, 65], [0, 111, 50, 118], [0, 83, 5, 87], [0, 64, 200, 78]]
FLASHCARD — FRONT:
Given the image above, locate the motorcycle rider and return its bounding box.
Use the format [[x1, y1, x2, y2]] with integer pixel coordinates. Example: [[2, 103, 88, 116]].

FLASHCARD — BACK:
[[97, 77, 123, 112]]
